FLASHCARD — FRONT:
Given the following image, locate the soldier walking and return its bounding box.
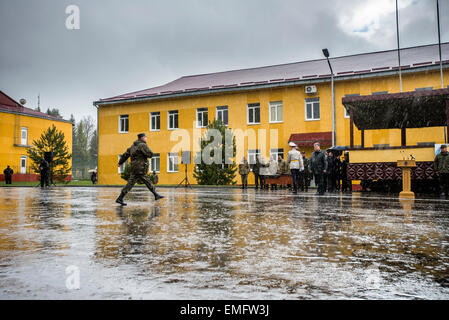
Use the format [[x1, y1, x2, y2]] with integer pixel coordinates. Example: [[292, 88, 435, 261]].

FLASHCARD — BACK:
[[435, 144, 449, 197], [252, 156, 262, 190], [238, 157, 250, 189], [3, 165, 13, 184], [116, 133, 164, 205]]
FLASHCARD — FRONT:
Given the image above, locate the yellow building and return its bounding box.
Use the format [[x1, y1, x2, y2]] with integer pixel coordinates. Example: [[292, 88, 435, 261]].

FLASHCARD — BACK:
[[94, 43, 449, 185], [0, 90, 73, 182]]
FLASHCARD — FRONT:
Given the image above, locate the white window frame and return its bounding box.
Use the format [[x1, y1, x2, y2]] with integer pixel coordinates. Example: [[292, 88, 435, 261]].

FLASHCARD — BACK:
[[167, 153, 179, 173], [269, 101, 283, 123], [247, 103, 261, 125], [216, 106, 228, 126], [344, 108, 350, 119], [150, 154, 160, 173], [150, 112, 160, 131], [270, 148, 284, 160], [305, 98, 320, 121], [168, 110, 179, 130], [196, 108, 208, 128], [21, 127, 28, 145], [118, 156, 127, 174], [20, 156, 27, 174], [119, 115, 129, 133], [247, 149, 260, 166]]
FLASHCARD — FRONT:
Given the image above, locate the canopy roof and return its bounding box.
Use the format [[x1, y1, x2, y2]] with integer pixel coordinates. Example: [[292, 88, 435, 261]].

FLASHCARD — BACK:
[[342, 88, 449, 130]]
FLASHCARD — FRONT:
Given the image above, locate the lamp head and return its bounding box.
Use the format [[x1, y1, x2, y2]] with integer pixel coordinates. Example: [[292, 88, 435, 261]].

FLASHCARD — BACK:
[[322, 48, 330, 58]]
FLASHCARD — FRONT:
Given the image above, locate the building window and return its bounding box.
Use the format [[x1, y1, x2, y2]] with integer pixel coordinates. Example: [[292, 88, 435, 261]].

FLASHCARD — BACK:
[[270, 148, 284, 160], [21, 127, 28, 145], [305, 98, 320, 121], [196, 108, 208, 128], [20, 156, 27, 174], [118, 156, 127, 174], [119, 115, 129, 133], [168, 110, 178, 130], [216, 106, 228, 125], [167, 152, 179, 172], [247, 103, 260, 125], [269, 101, 283, 123], [150, 154, 160, 173], [150, 112, 160, 131], [248, 149, 260, 166]]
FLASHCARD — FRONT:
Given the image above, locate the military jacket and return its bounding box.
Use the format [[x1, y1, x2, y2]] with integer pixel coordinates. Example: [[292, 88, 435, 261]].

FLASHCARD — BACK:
[[238, 161, 250, 175], [119, 140, 153, 175], [435, 151, 449, 174]]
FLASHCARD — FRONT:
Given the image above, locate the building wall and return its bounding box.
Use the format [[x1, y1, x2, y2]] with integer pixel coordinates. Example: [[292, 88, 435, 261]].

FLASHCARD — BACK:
[[0, 112, 73, 181], [98, 68, 448, 185]]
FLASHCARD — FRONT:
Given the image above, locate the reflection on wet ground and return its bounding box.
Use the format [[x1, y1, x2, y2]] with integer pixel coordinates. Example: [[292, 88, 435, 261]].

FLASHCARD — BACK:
[[0, 187, 448, 299]]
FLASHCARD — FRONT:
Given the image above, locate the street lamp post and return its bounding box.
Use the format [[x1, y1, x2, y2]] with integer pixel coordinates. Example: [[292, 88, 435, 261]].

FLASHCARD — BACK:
[[323, 48, 335, 146]]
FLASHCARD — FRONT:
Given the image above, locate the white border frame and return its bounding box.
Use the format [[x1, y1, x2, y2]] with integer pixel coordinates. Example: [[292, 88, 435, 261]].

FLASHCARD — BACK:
[[167, 110, 179, 131], [247, 103, 261, 125], [118, 115, 129, 133], [167, 152, 179, 173], [216, 106, 229, 126], [269, 101, 283, 123], [150, 112, 161, 132], [305, 99, 320, 122]]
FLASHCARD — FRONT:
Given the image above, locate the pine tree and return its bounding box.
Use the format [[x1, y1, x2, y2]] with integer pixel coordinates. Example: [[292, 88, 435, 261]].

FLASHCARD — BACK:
[[193, 119, 237, 185], [27, 125, 72, 183]]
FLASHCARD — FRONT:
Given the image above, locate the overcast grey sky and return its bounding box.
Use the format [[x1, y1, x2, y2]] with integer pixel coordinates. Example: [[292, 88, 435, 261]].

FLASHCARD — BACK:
[[0, 0, 447, 122]]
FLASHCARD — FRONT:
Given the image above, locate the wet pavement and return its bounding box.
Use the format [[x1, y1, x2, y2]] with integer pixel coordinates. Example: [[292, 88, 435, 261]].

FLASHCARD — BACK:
[[0, 186, 449, 300]]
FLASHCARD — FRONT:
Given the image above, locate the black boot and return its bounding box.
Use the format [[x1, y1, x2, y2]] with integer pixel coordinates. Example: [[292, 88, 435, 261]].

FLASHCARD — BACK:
[[151, 190, 164, 200], [115, 192, 127, 206], [293, 183, 297, 194]]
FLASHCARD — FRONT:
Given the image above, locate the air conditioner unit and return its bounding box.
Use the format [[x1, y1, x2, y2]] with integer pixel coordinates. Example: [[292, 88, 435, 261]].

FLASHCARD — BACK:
[[305, 85, 317, 94]]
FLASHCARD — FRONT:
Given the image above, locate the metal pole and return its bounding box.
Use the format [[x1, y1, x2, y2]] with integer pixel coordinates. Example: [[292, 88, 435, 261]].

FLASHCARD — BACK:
[[326, 57, 335, 146], [437, 0, 444, 89], [396, 0, 402, 92]]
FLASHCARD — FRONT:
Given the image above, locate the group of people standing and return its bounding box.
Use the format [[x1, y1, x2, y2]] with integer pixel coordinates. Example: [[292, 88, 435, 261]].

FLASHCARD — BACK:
[[238, 142, 350, 195]]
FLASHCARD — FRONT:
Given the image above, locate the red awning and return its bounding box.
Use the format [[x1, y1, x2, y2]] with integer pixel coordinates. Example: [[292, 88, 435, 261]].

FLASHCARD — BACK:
[[288, 132, 332, 147]]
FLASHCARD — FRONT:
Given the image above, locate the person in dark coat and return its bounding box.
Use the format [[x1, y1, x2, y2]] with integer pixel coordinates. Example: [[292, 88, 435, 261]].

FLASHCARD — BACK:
[[327, 151, 336, 192], [341, 152, 350, 192], [116, 133, 164, 205], [334, 154, 342, 191], [3, 166, 13, 184], [91, 171, 97, 184], [301, 152, 310, 192], [251, 156, 263, 190], [435, 145, 449, 197], [39, 159, 50, 188], [310, 142, 328, 195]]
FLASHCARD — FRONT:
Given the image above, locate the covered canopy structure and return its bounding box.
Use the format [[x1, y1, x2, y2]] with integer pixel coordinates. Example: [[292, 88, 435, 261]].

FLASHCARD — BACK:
[[342, 88, 449, 148]]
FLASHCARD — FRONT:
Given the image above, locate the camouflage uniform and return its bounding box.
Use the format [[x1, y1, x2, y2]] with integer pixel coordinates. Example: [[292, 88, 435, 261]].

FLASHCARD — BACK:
[[301, 156, 311, 191], [238, 160, 250, 189], [434, 150, 449, 195], [116, 138, 163, 204]]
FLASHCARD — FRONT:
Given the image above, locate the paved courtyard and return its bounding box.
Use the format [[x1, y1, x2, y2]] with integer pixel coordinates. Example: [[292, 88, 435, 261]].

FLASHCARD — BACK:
[[0, 187, 449, 299]]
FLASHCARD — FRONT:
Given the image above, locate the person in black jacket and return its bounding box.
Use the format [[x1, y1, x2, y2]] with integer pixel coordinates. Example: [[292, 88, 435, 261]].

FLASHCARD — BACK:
[[327, 151, 336, 192], [3, 166, 13, 184], [39, 159, 50, 188], [310, 142, 328, 195], [341, 152, 350, 192]]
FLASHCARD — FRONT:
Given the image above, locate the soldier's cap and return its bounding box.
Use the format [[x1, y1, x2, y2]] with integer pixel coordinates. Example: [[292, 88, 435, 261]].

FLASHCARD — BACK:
[[137, 133, 146, 139], [301, 151, 306, 154], [441, 145, 447, 149], [289, 142, 297, 147]]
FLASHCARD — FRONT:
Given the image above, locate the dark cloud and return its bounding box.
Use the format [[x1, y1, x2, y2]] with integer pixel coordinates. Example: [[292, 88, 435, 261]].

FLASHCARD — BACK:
[[0, 0, 447, 121]]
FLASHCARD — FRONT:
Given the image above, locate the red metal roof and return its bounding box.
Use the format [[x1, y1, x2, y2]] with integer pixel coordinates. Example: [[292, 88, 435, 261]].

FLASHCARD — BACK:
[[289, 132, 332, 147], [0, 90, 67, 121], [97, 43, 449, 104]]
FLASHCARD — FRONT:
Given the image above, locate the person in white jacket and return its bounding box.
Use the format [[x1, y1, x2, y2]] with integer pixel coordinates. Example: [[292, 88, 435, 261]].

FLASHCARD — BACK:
[[287, 142, 304, 194]]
